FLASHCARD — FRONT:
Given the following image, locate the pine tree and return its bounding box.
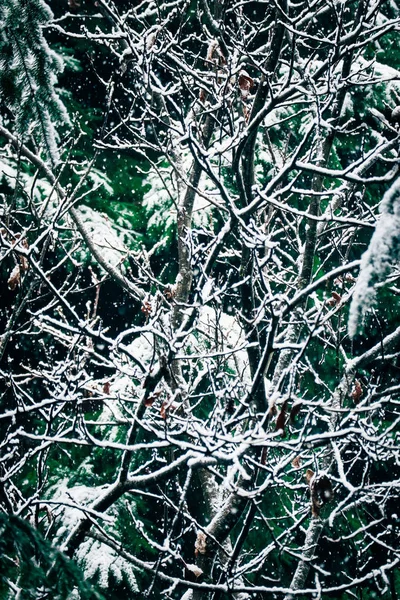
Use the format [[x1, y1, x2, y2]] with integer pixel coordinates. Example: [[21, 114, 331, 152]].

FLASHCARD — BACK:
[[0, 0, 69, 165], [0, 513, 103, 599]]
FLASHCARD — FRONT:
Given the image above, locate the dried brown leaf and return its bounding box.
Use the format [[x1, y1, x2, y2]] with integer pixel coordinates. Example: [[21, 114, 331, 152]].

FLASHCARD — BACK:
[[185, 564, 203, 578], [8, 265, 20, 290], [268, 397, 278, 418], [206, 40, 217, 63], [289, 402, 302, 424], [160, 398, 179, 419], [305, 469, 315, 483], [238, 71, 254, 92], [275, 399, 288, 435], [327, 291, 342, 306], [160, 400, 167, 419], [141, 301, 152, 316], [195, 531, 207, 556], [205, 41, 226, 66], [165, 285, 176, 299], [291, 456, 301, 469], [19, 256, 29, 273], [351, 380, 363, 404]]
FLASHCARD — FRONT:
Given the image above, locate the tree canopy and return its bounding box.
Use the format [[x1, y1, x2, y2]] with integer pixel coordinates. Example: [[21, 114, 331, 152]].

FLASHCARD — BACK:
[[1, 1, 400, 598]]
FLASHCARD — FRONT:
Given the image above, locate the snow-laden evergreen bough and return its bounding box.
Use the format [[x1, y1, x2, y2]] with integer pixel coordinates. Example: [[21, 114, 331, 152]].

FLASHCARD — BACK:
[[0, 0, 70, 165], [349, 174, 400, 337]]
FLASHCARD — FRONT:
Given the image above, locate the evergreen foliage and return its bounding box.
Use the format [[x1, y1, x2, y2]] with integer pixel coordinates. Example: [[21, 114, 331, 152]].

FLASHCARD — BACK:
[[0, 513, 103, 599], [0, 0, 69, 164]]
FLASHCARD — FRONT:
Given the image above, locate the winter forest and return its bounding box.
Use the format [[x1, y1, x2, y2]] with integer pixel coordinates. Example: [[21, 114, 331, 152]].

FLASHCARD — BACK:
[[1, 0, 400, 598]]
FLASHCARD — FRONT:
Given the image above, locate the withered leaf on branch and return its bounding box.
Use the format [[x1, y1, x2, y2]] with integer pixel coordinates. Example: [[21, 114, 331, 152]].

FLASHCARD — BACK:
[[238, 70, 254, 97], [19, 255, 29, 273], [194, 531, 207, 556], [289, 402, 302, 424], [205, 40, 226, 66], [8, 265, 21, 290], [344, 273, 357, 283], [310, 474, 334, 517], [206, 40, 218, 63], [291, 456, 301, 469], [160, 398, 179, 419], [327, 291, 342, 306], [199, 88, 207, 103], [185, 564, 203, 578], [268, 396, 278, 418], [164, 285, 176, 299], [305, 469, 315, 483], [351, 380, 363, 404], [141, 300, 152, 316], [275, 399, 288, 435]]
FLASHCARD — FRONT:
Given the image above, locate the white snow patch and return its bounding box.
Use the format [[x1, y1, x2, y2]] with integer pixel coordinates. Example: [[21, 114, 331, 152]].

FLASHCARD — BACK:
[[76, 205, 130, 267], [180, 591, 193, 600], [48, 481, 138, 592], [76, 538, 138, 592], [49, 481, 107, 535], [349, 176, 400, 337], [127, 331, 155, 366]]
